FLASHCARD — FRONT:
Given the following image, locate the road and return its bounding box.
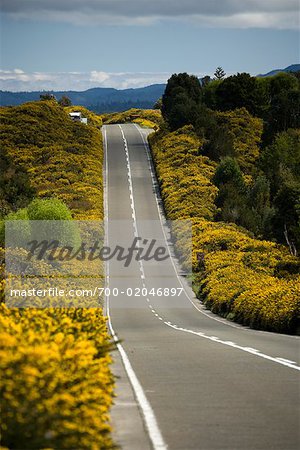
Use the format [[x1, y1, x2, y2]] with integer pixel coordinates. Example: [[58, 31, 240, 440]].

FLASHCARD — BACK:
[[103, 123, 300, 450]]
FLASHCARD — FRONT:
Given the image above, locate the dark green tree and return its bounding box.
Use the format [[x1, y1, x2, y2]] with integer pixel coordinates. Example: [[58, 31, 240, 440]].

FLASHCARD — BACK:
[[248, 175, 274, 237], [270, 72, 298, 97], [167, 92, 201, 130], [0, 148, 34, 217], [213, 157, 247, 223], [267, 89, 300, 136], [200, 75, 211, 86], [201, 80, 222, 110], [213, 159, 275, 236], [214, 67, 226, 80], [262, 73, 300, 140], [255, 76, 272, 117], [213, 156, 245, 191], [273, 180, 300, 255], [162, 73, 202, 130], [291, 70, 300, 81], [215, 72, 260, 115], [40, 93, 56, 101], [260, 128, 300, 195], [260, 129, 300, 252]]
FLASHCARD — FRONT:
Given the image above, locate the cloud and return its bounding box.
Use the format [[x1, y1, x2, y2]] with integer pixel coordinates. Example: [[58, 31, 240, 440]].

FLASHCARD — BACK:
[[1, 0, 299, 29], [0, 69, 175, 91], [90, 71, 110, 84]]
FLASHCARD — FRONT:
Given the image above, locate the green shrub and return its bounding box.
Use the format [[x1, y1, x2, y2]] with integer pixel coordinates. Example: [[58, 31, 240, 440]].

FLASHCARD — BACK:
[[0, 208, 30, 247], [27, 198, 73, 221], [27, 199, 80, 247]]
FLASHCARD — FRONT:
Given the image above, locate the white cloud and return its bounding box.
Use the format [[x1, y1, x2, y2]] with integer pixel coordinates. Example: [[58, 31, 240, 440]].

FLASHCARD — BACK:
[[0, 69, 175, 91], [90, 71, 110, 84], [1, 0, 299, 29], [189, 11, 299, 30]]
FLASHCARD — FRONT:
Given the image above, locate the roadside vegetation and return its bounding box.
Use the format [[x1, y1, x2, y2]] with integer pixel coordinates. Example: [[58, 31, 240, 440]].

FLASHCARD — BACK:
[[149, 70, 300, 334], [0, 100, 114, 448], [102, 107, 162, 130], [1, 100, 103, 219]]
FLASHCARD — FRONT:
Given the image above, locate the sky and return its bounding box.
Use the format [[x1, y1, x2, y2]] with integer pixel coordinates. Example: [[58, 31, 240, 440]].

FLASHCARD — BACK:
[[0, 0, 299, 91]]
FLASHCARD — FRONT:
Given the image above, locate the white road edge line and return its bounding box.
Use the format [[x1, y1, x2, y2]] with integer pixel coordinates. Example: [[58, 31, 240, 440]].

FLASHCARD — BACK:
[[164, 322, 300, 371], [103, 125, 168, 450]]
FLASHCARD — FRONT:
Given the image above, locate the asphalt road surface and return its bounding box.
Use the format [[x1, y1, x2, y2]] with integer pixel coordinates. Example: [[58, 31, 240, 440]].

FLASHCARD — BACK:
[[103, 123, 300, 450]]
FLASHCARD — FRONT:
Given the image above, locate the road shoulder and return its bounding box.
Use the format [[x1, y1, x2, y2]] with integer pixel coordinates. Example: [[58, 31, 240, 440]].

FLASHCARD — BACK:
[[110, 349, 152, 450]]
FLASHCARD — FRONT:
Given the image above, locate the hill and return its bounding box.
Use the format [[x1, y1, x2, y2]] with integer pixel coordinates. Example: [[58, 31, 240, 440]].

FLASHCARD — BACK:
[[0, 101, 104, 219], [258, 64, 300, 77], [0, 84, 166, 113]]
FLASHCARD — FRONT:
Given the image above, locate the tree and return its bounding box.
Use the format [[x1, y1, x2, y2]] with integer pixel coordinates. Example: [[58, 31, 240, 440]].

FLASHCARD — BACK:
[[260, 129, 300, 195], [162, 73, 202, 130], [267, 89, 300, 136], [27, 198, 80, 247], [269, 72, 298, 97], [58, 95, 72, 107], [40, 93, 56, 101], [214, 67, 226, 80], [273, 180, 300, 255], [201, 79, 222, 110], [0, 207, 30, 247], [262, 73, 300, 140], [215, 72, 260, 115], [248, 175, 274, 237], [200, 75, 211, 86], [167, 93, 200, 131], [213, 160, 274, 236], [153, 97, 162, 110], [213, 157, 245, 191], [213, 157, 247, 224], [0, 148, 34, 217], [255, 76, 272, 117], [260, 129, 300, 252], [291, 70, 300, 81]]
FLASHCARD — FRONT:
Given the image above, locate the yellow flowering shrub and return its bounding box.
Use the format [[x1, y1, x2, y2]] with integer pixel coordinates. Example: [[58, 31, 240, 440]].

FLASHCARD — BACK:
[[149, 126, 300, 333], [201, 255, 261, 314], [212, 108, 263, 173], [233, 276, 300, 332], [0, 101, 114, 448], [149, 126, 218, 221], [0, 101, 103, 220], [0, 305, 114, 449], [102, 108, 162, 130]]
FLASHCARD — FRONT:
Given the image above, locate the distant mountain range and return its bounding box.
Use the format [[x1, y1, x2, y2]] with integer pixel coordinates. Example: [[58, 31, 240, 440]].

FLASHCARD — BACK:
[[0, 65, 298, 112], [0, 84, 166, 113]]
